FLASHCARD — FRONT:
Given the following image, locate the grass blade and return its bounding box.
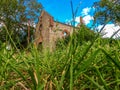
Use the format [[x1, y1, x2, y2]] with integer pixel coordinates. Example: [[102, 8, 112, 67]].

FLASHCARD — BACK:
[[100, 48, 120, 70], [95, 66, 109, 90], [83, 74, 105, 90]]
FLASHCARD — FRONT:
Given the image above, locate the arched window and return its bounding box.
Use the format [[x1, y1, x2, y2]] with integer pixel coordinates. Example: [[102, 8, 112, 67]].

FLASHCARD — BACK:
[[62, 29, 69, 38], [63, 32, 67, 36]]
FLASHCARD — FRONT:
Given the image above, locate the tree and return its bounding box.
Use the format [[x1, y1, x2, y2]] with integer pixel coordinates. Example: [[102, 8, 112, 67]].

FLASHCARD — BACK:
[[93, 0, 120, 25], [0, 0, 43, 48], [76, 24, 95, 44]]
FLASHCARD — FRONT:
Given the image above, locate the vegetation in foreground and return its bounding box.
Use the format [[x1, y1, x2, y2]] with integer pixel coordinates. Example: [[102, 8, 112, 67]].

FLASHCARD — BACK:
[[0, 0, 120, 90], [0, 24, 120, 90]]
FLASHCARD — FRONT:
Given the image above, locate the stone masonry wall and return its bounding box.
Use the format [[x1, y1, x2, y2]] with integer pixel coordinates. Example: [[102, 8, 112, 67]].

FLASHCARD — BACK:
[[34, 10, 73, 49]]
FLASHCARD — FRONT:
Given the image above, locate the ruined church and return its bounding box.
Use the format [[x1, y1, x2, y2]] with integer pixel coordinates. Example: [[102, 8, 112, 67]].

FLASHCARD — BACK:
[[34, 10, 82, 49]]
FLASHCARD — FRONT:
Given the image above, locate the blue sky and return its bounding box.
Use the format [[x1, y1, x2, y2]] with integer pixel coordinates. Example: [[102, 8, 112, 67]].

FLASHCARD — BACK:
[[37, 0, 120, 38], [38, 0, 99, 23]]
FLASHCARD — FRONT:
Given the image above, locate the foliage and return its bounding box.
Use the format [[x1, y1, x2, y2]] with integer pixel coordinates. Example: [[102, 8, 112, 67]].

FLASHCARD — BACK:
[[0, 0, 120, 90], [56, 24, 95, 49], [0, 0, 43, 48], [56, 35, 70, 49], [93, 0, 120, 25], [0, 32, 120, 89], [76, 24, 95, 44]]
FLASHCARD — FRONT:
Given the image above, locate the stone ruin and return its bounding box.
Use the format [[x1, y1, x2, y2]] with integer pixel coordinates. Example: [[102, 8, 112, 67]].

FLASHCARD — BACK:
[[34, 10, 83, 50]]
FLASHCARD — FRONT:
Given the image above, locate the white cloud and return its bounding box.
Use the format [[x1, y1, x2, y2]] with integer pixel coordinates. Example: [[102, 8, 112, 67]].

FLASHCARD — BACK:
[[98, 24, 120, 38], [66, 7, 95, 26], [66, 6, 94, 26], [75, 17, 80, 23], [81, 7, 91, 16], [79, 7, 94, 25], [83, 15, 94, 25], [65, 19, 72, 25], [74, 15, 93, 26]]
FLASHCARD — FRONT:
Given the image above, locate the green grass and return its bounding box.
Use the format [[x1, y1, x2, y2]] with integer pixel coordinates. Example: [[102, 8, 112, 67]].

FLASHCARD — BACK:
[[0, 21, 120, 90], [0, 34, 120, 90]]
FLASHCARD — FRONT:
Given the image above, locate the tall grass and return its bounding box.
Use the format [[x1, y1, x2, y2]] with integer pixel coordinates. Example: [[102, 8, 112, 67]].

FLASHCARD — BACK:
[[0, 3, 120, 90], [0, 31, 120, 90]]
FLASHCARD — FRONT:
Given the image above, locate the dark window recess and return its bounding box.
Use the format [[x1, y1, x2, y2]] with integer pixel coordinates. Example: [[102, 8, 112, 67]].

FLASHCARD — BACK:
[[63, 32, 67, 36], [49, 17, 54, 27], [40, 24, 42, 27], [39, 16, 42, 28], [62, 29, 69, 37]]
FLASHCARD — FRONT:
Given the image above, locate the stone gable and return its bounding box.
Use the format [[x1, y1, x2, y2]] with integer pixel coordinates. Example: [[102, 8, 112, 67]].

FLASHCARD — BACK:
[[34, 10, 74, 49]]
